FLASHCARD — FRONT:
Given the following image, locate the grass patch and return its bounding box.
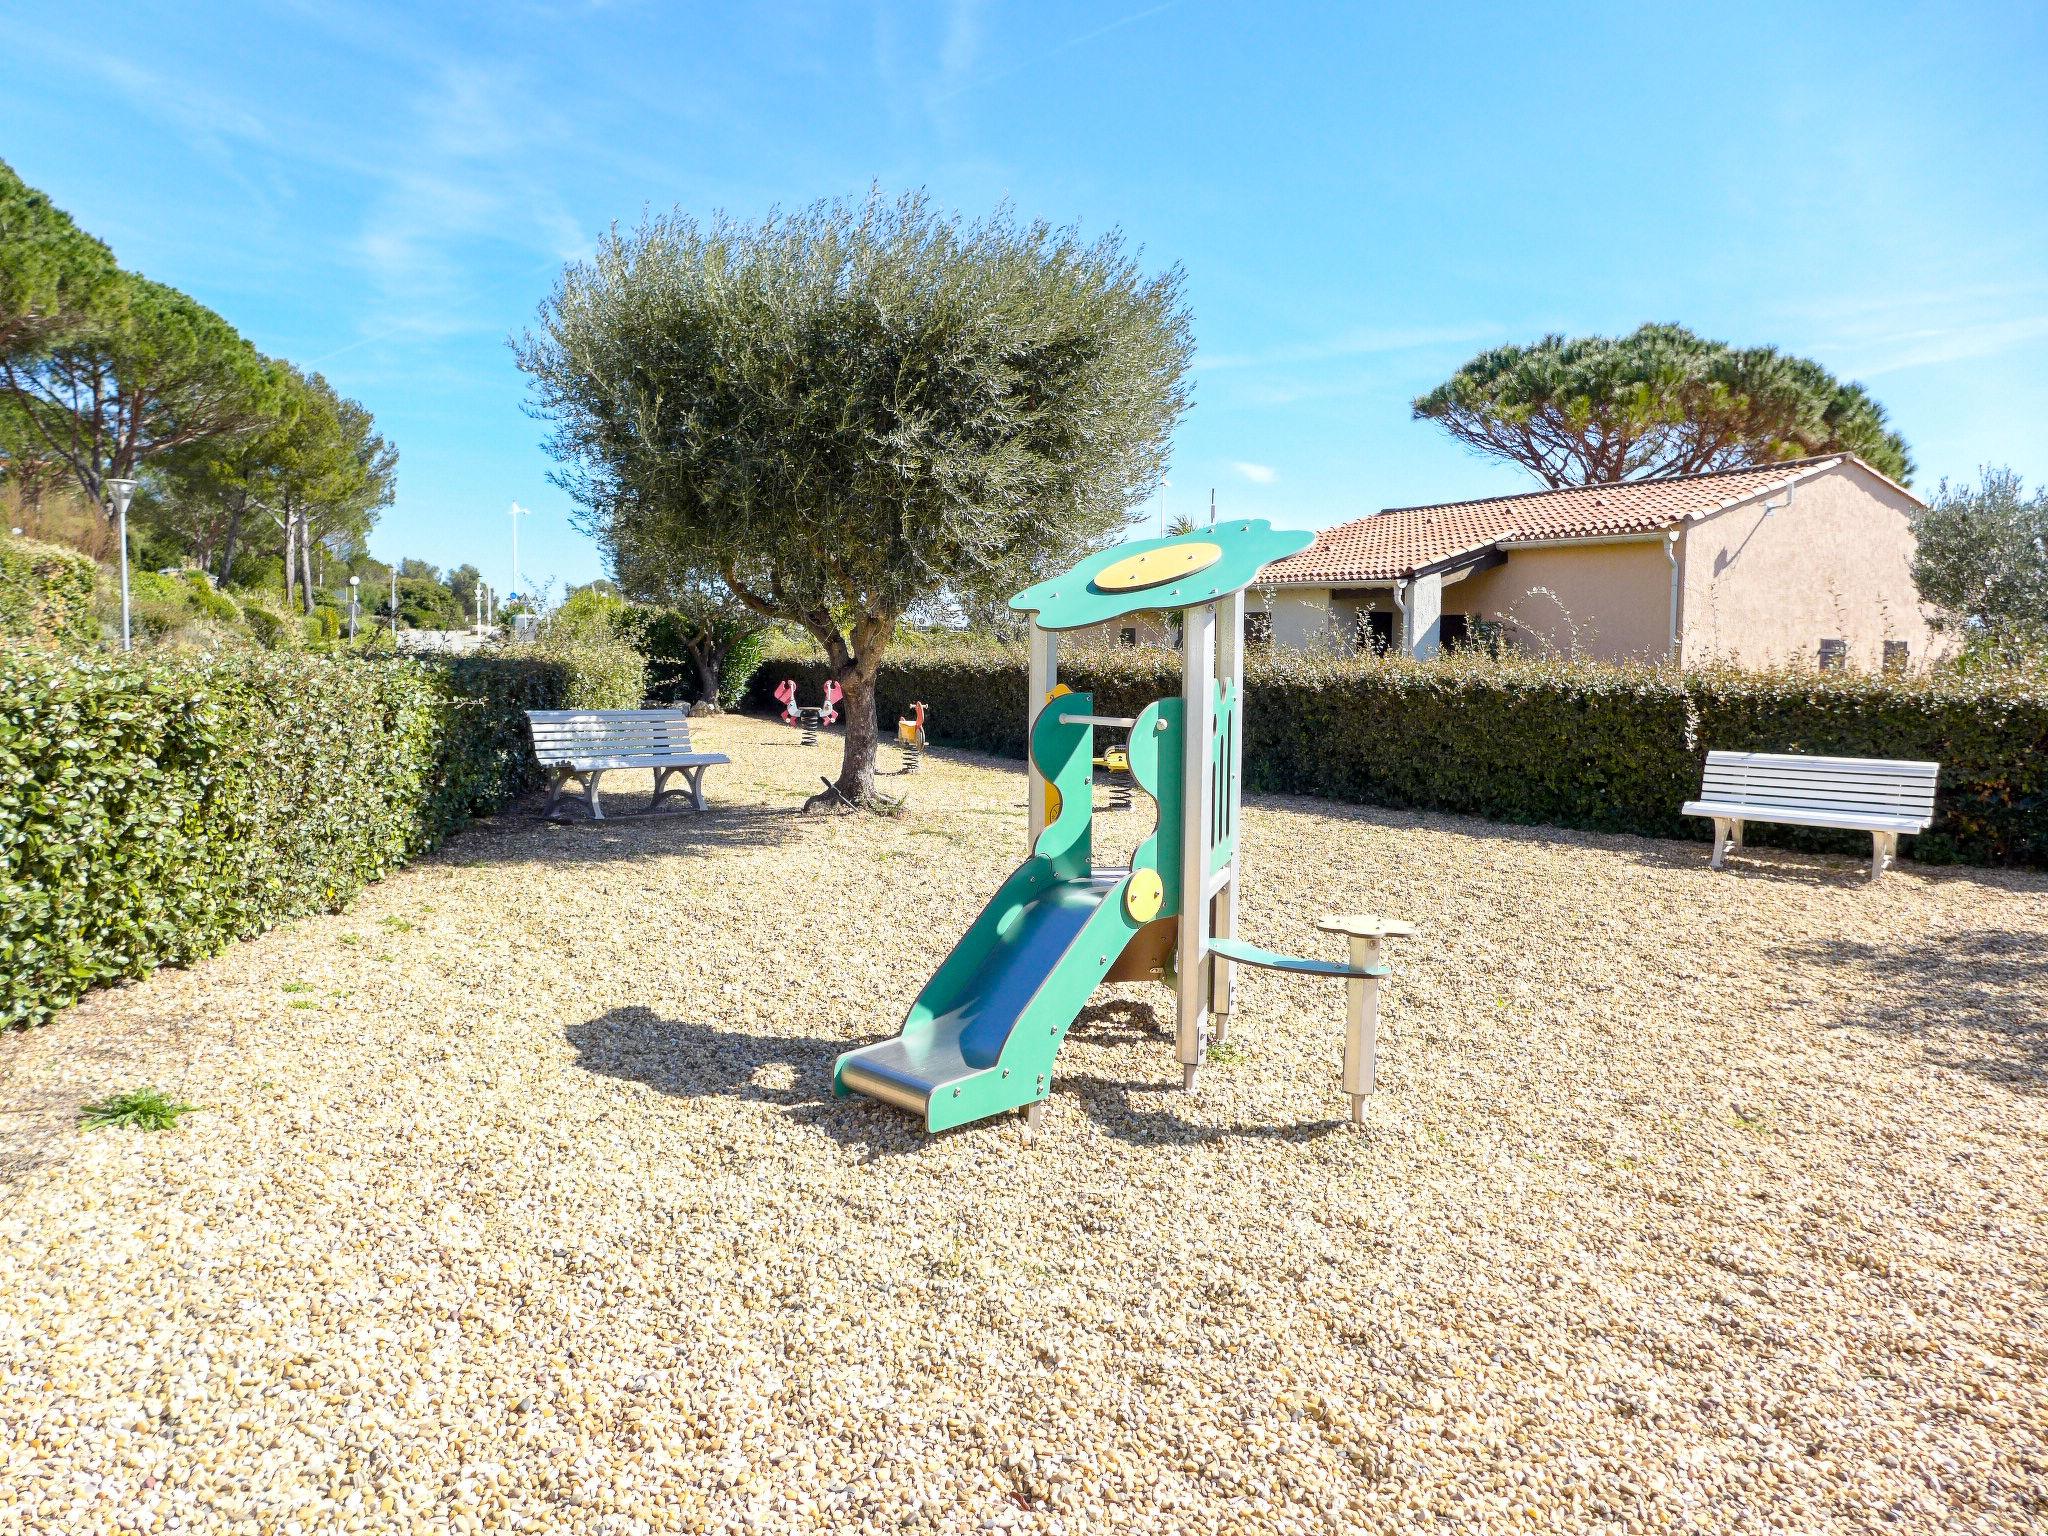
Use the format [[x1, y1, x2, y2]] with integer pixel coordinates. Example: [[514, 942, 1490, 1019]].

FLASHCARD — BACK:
[[280, 981, 313, 994], [379, 916, 415, 933], [79, 1087, 199, 1132], [336, 933, 361, 947], [289, 999, 319, 1010]]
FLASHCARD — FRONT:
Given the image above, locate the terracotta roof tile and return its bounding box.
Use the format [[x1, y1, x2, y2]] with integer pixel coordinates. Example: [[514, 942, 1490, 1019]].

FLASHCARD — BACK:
[[1259, 456, 1869, 585]]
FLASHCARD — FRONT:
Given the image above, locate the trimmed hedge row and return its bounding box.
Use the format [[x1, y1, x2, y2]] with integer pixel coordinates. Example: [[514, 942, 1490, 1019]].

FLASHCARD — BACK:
[[749, 642, 2048, 866], [0, 648, 628, 1028], [0, 537, 98, 647]]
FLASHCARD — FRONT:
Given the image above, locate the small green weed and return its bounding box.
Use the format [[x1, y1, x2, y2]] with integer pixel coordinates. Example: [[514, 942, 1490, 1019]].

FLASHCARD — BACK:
[[80, 1087, 198, 1132], [1205, 1039, 1245, 1066], [280, 981, 313, 994], [378, 916, 414, 933], [336, 933, 361, 947], [289, 999, 319, 1010]]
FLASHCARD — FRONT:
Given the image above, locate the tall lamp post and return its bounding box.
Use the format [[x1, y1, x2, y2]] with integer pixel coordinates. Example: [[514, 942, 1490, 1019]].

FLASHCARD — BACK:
[[390, 566, 399, 640], [509, 501, 531, 600], [105, 477, 139, 652], [348, 575, 360, 641]]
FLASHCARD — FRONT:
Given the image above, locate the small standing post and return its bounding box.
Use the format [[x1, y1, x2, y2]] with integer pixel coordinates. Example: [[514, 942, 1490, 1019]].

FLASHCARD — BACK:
[[348, 575, 360, 640], [1316, 915, 1416, 1125]]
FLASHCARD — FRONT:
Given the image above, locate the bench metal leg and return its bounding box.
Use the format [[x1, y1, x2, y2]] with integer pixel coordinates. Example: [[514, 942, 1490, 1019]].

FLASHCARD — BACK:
[[1710, 817, 1729, 869], [542, 767, 573, 820], [584, 769, 605, 821], [686, 763, 709, 812], [1871, 830, 1897, 880], [1730, 819, 1744, 852]]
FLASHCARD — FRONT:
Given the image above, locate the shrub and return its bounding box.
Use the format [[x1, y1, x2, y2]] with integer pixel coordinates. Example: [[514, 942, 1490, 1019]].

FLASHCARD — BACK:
[[0, 536, 99, 647], [0, 650, 583, 1029], [233, 595, 294, 650], [526, 610, 647, 709], [749, 637, 2048, 866]]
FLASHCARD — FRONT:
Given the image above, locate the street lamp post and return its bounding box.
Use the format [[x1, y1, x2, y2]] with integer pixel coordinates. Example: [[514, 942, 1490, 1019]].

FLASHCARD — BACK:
[[105, 478, 139, 652], [390, 566, 398, 640], [509, 502, 531, 599], [348, 575, 360, 641]]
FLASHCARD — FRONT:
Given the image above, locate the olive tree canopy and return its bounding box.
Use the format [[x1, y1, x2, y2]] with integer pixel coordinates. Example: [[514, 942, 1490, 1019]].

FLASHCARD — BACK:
[[518, 190, 1194, 806], [1414, 324, 1912, 488], [1912, 466, 2048, 656]]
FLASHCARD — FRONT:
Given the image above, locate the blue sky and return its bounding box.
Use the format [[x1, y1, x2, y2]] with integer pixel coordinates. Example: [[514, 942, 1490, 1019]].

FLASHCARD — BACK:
[[4, 1, 2044, 597]]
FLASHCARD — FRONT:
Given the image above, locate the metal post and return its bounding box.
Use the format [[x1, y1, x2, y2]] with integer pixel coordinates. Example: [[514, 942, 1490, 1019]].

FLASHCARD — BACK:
[[118, 503, 132, 651], [1026, 621, 1058, 850], [1176, 601, 1216, 1088], [1211, 590, 1244, 1039], [348, 576, 359, 640], [391, 567, 399, 638]]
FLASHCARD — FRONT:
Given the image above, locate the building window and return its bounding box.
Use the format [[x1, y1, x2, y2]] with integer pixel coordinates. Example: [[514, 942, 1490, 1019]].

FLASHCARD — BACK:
[[1883, 640, 1910, 671], [1818, 638, 1847, 671], [1118, 626, 1137, 648], [1245, 612, 1274, 652], [1358, 610, 1397, 655], [1439, 613, 1471, 650]]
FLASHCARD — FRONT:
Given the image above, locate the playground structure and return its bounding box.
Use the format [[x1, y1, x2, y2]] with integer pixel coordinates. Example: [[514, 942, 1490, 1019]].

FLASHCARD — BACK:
[[774, 678, 842, 746], [896, 702, 929, 772], [833, 521, 1416, 1137]]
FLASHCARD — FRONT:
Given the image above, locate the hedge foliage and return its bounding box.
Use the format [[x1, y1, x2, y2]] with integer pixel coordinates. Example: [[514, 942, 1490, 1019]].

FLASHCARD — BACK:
[[0, 537, 98, 647], [750, 639, 2048, 866], [0, 646, 635, 1028]]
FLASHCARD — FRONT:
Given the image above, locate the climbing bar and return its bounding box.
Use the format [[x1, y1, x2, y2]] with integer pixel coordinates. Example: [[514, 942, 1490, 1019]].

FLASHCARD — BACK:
[[1057, 713, 1139, 728], [1206, 937, 1388, 980]]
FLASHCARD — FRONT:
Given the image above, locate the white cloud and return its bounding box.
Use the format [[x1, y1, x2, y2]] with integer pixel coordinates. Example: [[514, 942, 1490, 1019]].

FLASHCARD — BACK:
[[1232, 461, 1277, 485]]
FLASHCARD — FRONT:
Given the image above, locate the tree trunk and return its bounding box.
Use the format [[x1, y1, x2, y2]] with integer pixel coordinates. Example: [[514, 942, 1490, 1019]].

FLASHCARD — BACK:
[[299, 513, 316, 614], [282, 512, 297, 610], [813, 662, 879, 810], [692, 645, 723, 709], [218, 504, 244, 584]]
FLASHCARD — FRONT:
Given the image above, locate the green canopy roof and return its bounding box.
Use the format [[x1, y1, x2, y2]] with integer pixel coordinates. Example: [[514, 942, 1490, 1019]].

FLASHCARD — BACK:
[[1008, 520, 1314, 632]]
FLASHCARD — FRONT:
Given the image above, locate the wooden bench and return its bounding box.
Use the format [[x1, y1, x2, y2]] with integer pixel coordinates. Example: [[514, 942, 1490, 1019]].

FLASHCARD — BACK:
[[1682, 750, 1938, 879], [526, 709, 730, 821]]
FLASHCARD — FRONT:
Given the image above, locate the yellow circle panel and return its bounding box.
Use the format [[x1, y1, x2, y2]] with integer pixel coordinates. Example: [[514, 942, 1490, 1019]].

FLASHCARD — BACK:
[[1125, 868, 1165, 923], [1093, 541, 1224, 593]]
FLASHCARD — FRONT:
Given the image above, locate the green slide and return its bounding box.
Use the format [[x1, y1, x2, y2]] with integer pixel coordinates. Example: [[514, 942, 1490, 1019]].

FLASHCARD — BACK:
[[833, 690, 1188, 1132]]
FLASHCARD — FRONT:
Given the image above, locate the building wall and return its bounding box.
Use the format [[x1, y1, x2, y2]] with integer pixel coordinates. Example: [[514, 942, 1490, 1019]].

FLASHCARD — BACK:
[[1456, 540, 1674, 661], [1677, 462, 1941, 669], [1249, 588, 1345, 650]]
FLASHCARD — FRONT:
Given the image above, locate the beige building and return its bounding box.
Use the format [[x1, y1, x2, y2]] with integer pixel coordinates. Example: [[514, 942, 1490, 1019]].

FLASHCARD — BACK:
[[1251, 455, 1941, 669]]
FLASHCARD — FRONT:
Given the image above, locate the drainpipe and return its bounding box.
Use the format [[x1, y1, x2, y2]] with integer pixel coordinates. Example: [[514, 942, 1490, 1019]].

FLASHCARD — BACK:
[[1664, 528, 1681, 666], [1391, 578, 1408, 657]]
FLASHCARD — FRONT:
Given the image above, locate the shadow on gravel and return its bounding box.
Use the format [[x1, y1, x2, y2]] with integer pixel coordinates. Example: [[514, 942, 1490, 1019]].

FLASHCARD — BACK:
[[568, 997, 1347, 1155], [566, 1005, 931, 1160], [448, 804, 805, 867], [1784, 929, 2048, 1091]]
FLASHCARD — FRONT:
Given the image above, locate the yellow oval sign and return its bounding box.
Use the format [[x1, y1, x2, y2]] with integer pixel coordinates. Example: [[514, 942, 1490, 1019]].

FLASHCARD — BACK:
[[1093, 541, 1224, 593], [1124, 868, 1165, 923]]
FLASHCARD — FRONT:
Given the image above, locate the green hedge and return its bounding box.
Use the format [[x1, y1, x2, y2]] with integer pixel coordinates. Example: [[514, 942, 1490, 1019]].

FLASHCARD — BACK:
[[748, 642, 2048, 866], [0, 537, 98, 647], [0, 648, 631, 1029]]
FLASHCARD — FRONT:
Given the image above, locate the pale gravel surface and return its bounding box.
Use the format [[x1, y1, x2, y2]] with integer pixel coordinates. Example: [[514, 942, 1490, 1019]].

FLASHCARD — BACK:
[[3, 714, 2045, 1536]]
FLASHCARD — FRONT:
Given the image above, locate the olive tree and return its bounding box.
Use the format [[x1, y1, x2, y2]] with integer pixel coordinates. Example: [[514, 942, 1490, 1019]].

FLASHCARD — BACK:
[[518, 191, 1192, 806], [1912, 466, 2048, 654]]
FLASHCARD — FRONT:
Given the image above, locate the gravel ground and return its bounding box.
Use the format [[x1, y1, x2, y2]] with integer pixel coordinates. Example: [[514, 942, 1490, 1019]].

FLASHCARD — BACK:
[[4, 714, 2045, 1536]]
